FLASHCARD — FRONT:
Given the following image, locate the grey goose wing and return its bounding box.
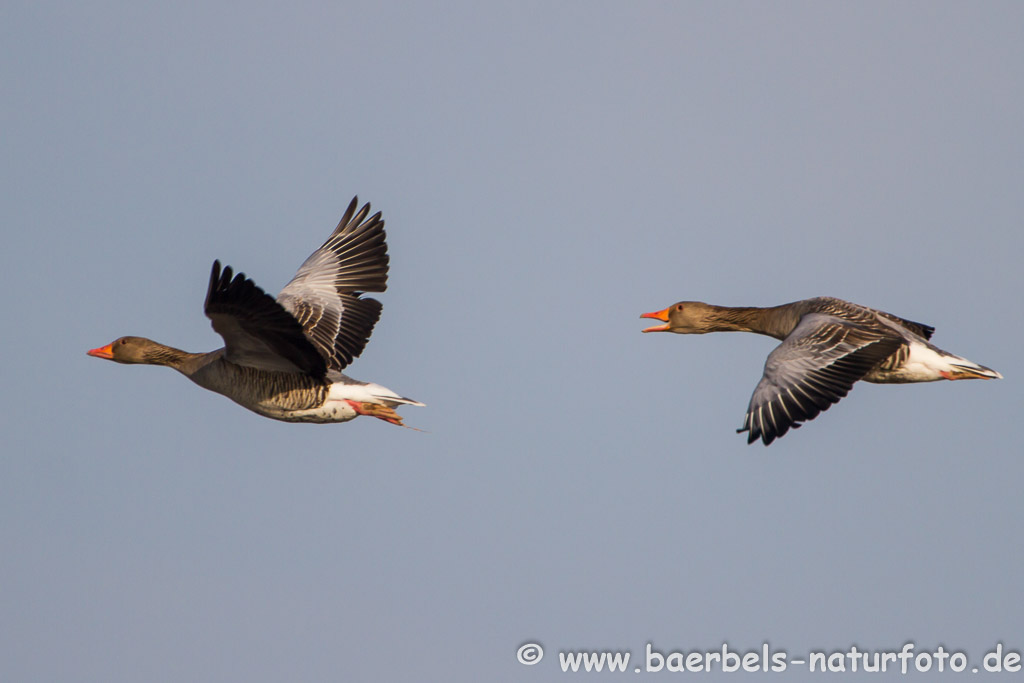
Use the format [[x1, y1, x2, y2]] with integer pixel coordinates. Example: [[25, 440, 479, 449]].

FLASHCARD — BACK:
[[738, 313, 904, 445], [276, 197, 389, 372]]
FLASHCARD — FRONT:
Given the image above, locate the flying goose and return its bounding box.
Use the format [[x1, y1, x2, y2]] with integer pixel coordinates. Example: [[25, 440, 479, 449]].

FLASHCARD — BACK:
[[641, 297, 1000, 445], [88, 197, 423, 426]]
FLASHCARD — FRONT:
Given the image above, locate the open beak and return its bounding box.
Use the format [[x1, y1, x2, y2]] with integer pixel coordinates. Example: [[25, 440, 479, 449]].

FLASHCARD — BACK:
[[640, 308, 670, 333], [87, 344, 114, 359]]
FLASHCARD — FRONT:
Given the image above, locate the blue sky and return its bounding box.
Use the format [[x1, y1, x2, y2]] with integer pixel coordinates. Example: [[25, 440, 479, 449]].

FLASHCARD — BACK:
[[3, 2, 1022, 680]]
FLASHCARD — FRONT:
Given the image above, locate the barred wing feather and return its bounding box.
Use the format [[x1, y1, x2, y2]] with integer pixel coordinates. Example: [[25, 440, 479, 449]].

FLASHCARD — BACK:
[[277, 197, 390, 371], [739, 314, 904, 445]]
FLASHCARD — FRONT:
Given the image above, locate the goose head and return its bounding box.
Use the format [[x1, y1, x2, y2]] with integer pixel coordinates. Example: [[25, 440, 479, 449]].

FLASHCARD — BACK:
[[640, 302, 716, 334], [87, 336, 164, 364]]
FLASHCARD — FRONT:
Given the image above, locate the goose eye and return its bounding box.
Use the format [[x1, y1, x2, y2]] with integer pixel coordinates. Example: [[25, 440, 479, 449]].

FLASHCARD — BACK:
[[676, 304, 684, 311]]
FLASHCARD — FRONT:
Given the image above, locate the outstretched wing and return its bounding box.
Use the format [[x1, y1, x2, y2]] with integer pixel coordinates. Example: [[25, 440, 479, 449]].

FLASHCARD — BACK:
[[276, 197, 390, 371], [738, 314, 904, 446], [204, 260, 327, 376]]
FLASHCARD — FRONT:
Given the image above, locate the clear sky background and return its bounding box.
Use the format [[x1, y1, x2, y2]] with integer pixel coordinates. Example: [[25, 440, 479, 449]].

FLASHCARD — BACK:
[[3, 2, 1022, 681]]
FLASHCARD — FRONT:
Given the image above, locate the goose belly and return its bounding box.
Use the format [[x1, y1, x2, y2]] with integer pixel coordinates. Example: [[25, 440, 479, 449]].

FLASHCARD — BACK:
[[863, 341, 954, 384], [263, 377, 412, 424], [256, 400, 360, 424], [241, 381, 361, 424], [191, 362, 355, 423], [259, 379, 404, 423]]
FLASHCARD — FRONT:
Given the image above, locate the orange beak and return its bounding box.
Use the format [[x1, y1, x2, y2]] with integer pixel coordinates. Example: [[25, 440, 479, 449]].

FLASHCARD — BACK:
[[87, 344, 114, 359], [640, 307, 670, 333]]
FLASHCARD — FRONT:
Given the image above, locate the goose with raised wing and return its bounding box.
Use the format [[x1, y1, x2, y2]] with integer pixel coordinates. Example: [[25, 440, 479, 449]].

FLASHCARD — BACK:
[[641, 297, 1000, 445], [88, 197, 423, 426]]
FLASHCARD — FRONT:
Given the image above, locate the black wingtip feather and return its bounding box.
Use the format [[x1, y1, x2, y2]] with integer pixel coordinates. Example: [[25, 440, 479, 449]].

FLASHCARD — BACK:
[[205, 260, 223, 311], [205, 260, 328, 377]]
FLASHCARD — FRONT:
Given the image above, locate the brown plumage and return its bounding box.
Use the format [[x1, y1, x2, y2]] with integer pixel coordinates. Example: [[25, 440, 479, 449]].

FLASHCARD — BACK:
[[88, 197, 423, 426], [641, 297, 1001, 445]]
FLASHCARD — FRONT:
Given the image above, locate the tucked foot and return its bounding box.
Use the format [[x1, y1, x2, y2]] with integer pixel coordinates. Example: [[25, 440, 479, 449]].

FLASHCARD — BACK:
[[940, 365, 1003, 380], [344, 400, 420, 429]]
